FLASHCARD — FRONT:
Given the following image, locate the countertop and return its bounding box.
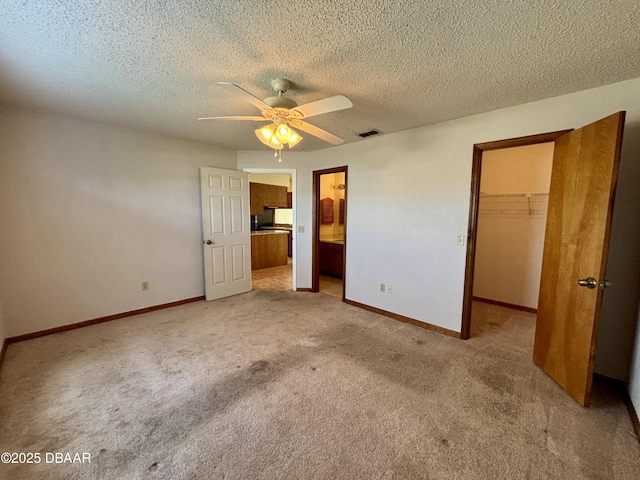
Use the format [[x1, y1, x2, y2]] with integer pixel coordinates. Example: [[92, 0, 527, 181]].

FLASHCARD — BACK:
[[251, 230, 289, 236], [320, 237, 344, 245], [260, 225, 293, 231]]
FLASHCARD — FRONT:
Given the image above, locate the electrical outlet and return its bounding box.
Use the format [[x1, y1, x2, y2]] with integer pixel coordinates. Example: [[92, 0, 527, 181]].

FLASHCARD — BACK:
[[386, 284, 393, 294], [141, 281, 149, 291], [379, 283, 386, 293], [457, 235, 466, 246], [297, 226, 305, 233]]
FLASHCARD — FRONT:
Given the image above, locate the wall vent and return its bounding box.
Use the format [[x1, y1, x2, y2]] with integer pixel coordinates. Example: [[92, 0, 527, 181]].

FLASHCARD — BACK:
[[358, 129, 381, 138]]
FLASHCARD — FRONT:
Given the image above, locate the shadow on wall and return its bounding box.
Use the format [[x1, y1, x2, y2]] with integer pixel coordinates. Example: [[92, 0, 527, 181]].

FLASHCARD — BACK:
[[596, 120, 640, 381]]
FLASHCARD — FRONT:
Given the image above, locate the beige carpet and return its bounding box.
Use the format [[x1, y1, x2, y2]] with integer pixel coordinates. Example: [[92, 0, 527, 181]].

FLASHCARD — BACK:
[[0, 293, 638, 479]]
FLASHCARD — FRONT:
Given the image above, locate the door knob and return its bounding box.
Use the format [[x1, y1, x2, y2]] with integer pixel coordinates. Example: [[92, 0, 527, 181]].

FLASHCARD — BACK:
[[204, 240, 213, 245], [598, 280, 611, 289], [578, 277, 598, 289]]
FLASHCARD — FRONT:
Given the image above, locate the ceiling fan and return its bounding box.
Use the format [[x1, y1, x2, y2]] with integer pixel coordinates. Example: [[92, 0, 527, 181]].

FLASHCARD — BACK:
[[198, 78, 353, 155]]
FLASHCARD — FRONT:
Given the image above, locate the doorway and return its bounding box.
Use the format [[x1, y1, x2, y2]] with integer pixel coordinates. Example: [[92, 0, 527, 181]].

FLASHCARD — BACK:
[[460, 113, 626, 407], [461, 130, 570, 339], [470, 142, 554, 337], [244, 169, 296, 292], [312, 166, 347, 299], [466, 142, 554, 349]]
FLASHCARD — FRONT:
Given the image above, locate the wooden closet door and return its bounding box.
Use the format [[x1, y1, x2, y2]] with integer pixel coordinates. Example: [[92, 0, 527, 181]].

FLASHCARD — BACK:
[[534, 112, 625, 407]]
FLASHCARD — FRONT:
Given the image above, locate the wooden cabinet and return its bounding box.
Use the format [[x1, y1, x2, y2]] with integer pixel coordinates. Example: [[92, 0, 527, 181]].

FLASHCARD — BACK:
[[267, 184, 288, 208], [251, 233, 288, 270], [250, 182, 288, 215], [319, 241, 344, 277], [250, 182, 268, 215], [321, 197, 334, 224]]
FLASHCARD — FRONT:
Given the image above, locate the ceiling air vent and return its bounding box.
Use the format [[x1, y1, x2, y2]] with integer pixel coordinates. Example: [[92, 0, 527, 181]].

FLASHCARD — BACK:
[[358, 129, 381, 138]]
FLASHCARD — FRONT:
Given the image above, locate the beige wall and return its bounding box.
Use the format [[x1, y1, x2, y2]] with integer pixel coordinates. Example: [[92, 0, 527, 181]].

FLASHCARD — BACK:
[[478, 144, 554, 194], [473, 143, 554, 308], [248, 173, 291, 191], [0, 105, 237, 337]]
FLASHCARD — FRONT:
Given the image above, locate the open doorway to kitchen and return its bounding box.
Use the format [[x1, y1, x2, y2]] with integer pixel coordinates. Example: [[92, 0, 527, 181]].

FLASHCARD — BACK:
[[246, 170, 296, 292], [312, 166, 347, 299]]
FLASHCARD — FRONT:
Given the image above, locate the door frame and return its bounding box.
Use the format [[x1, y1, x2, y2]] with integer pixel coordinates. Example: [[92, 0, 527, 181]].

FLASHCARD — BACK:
[[242, 167, 297, 290], [312, 166, 348, 298], [460, 130, 571, 339]]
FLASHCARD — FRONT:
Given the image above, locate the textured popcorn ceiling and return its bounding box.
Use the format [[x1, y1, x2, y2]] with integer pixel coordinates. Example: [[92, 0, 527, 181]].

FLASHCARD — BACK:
[[1, 1, 639, 151]]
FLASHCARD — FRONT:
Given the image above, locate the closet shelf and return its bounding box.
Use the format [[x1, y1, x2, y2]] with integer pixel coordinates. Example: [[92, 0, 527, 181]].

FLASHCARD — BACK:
[[479, 192, 549, 216]]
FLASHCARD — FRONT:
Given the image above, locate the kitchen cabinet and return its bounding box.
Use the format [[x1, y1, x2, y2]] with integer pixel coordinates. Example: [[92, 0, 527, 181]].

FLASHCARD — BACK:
[[265, 184, 288, 208], [250, 182, 288, 215], [250, 182, 266, 215], [251, 232, 288, 270], [319, 241, 343, 277]]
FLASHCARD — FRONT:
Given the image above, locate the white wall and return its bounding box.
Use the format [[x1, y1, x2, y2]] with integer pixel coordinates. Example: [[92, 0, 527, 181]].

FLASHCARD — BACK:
[[239, 78, 640, 401], [473, 144, 553, 308], [596, 102, 640, 383], [0, 106, 237, 337], [0, 301, 5, 349], [631, 309, 640, 416]]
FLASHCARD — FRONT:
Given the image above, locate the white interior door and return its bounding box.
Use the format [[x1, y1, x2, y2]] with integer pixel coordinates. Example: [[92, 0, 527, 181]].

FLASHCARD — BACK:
[[200, 167, 251, 300]]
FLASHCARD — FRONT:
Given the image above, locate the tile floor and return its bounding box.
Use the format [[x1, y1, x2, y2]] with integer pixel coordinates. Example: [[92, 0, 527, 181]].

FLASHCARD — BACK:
[[251, 261, 292, 291], [319, 275, 343, 298], [251, 259, 343, 299]]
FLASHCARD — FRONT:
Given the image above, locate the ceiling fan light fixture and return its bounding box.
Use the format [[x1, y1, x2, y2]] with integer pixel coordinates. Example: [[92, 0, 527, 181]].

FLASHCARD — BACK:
[[256, 121, 302, 150], [275, 123, 292, 143], [208, 79, 351, 156], [257, 124, 274, 141], [287, 130, 302, 148], [255, 124, 284, 149]]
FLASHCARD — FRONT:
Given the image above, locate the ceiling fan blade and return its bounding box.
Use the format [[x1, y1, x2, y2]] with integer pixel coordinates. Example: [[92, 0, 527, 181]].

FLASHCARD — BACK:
[[198, 116, 267, 121], [291, 95, 352, 119], [291, 120, 344, 145], [217, 82, 271, 110]]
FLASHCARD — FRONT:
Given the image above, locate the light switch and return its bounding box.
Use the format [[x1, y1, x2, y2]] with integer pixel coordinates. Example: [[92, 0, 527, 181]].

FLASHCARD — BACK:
[[457, 235, 465, 246], [297, 226, 305, 233]]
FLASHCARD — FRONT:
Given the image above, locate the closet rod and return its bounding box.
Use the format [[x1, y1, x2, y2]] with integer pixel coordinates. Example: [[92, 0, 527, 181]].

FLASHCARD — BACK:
[[479, 192, 549, 198]]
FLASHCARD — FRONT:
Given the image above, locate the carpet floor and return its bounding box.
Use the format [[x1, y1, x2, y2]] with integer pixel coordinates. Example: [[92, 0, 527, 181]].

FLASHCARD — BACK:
[[0, 293, 638, 479]]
